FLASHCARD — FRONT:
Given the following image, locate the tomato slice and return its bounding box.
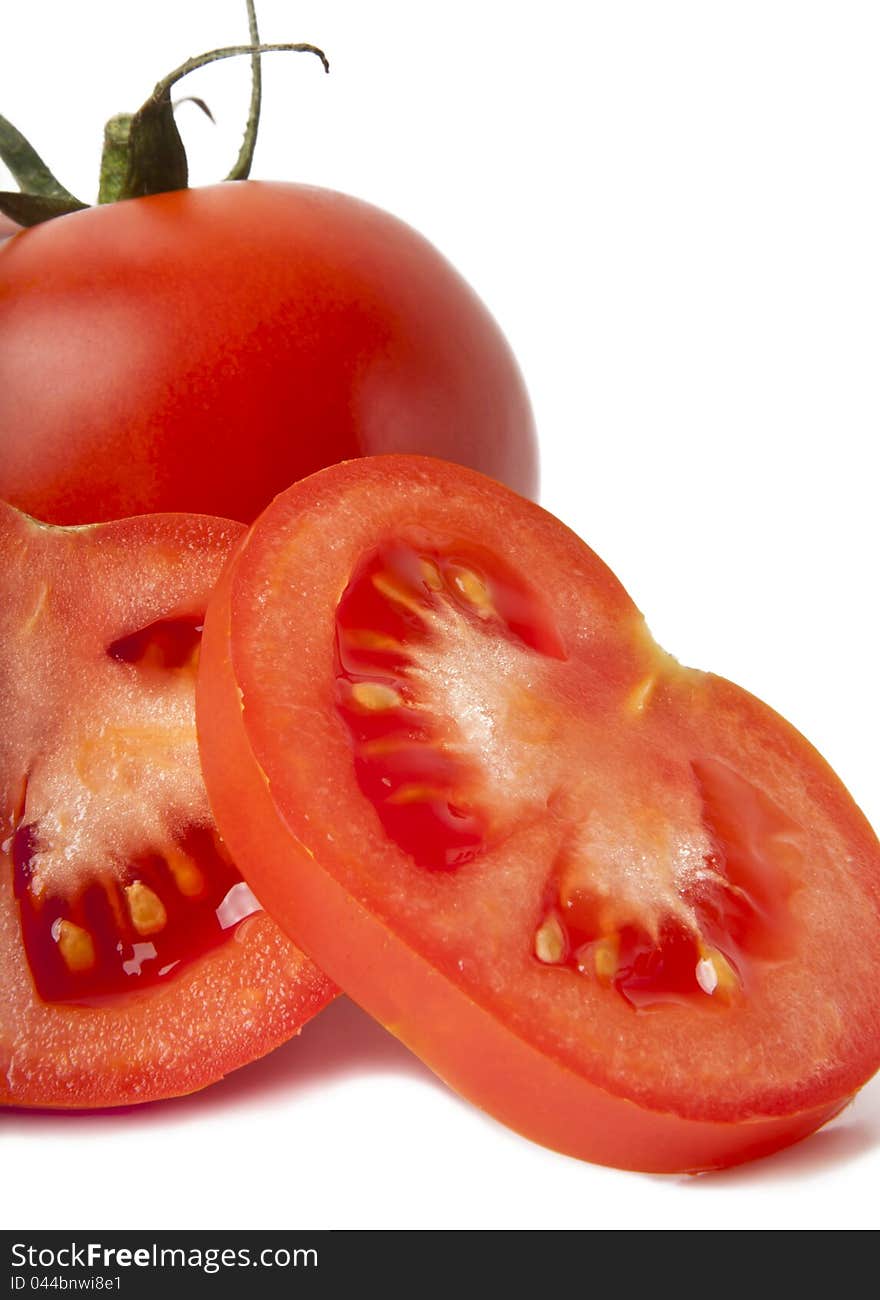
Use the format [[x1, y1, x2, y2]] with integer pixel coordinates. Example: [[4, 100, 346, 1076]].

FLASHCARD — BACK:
[[198, 456, 880, 1172], [0, 503, 335, 1108]]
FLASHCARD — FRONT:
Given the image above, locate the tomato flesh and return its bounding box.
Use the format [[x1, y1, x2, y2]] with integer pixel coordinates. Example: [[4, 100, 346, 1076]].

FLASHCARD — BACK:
[[198, 456, 880, 1171], [1, 504, 335, 1107]]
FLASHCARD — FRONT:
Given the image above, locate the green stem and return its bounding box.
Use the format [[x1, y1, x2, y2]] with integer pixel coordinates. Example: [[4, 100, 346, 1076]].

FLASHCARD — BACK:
[[98, 114, 134, 205], [145, 40, 329, 105], [118, 41, 328, 201], [226, 0, 262, 181]]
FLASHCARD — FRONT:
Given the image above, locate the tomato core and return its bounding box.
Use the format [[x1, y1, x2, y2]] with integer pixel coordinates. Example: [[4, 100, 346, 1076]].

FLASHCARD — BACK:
[[335, 538, 563, 869], [10, 611, 262, 1005]]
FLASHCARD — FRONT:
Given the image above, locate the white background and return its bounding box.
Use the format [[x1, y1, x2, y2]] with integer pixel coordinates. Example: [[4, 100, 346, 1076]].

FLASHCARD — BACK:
[[2, 0, 879, 1230]]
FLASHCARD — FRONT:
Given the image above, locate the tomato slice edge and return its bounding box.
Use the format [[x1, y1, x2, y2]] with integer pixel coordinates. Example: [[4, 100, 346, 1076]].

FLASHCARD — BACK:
[[197, 550, 849, 1171], [197, 457, 880, 1168]]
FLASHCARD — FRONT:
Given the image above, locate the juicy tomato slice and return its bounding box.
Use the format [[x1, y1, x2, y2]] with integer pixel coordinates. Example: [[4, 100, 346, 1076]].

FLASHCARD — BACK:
[[0, 503, 335, 1109], [198, 456, 880, 1173]]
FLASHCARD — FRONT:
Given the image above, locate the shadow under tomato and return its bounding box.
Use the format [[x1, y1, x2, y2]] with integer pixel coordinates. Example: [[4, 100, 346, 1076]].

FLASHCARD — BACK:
[[0, 997, 442, 1131], [677, 1074, 880, 1186], [5, 1005, 880, 1186]]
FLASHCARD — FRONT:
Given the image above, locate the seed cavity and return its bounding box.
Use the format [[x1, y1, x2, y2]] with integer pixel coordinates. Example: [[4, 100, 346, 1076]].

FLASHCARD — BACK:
[[534, 756, 800, 1008], [14, 812, 255, 1004], [108, 616, 203, 673]]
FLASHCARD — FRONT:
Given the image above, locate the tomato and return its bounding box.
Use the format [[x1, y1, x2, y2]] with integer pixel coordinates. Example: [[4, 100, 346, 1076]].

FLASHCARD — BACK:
[[0, 502, 335, 1108], [197, 455, 880, 1173], [0, 215, 18, 242], [0, 183, 537, 525]]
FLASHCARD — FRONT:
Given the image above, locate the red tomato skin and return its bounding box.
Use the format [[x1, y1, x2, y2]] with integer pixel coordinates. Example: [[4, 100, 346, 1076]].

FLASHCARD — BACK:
[[197, 556, 847, 1171], [0, 215, 19, 242], [197, 457, 879, 1172], [0, 183, 537, 524]]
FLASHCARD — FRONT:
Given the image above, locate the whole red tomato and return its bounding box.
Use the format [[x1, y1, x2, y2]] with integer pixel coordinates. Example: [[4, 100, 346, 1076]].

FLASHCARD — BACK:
[[0, 182, 537, 524]]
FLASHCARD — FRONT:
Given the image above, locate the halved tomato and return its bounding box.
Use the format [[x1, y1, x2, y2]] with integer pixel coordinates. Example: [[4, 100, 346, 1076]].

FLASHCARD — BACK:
[[0, 503, 335, 1108], [197, 456, 880, 1172]]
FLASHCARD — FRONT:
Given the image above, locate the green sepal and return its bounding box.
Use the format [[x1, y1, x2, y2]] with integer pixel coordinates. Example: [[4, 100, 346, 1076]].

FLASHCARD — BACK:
[[119, 90, 188, 200], [116, 41, 327, 201], [0, 191, 88, 227], [0, 112, 85, 204]]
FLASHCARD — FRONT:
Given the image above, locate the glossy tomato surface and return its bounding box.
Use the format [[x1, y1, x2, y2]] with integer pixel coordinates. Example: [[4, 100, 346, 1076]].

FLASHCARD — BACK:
[[197, 456, 880, 1173], [0, 183, 537, 525], [0, 503, 335, 1108]]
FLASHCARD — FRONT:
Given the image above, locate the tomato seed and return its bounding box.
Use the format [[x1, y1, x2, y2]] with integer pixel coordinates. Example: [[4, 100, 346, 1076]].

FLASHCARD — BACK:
[[534, 915, 566, 964], [52, 919, 96, 973], [450, 567, 494, 618], [350, 682, 404, 711], [124, 880, 168, 936]]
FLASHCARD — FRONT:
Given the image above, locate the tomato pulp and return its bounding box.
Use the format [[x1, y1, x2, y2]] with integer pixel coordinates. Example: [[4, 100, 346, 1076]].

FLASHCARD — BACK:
[[197, 456, 880, 1172], [0, 183, 537, 524], [0, 503, 335, 1108]]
